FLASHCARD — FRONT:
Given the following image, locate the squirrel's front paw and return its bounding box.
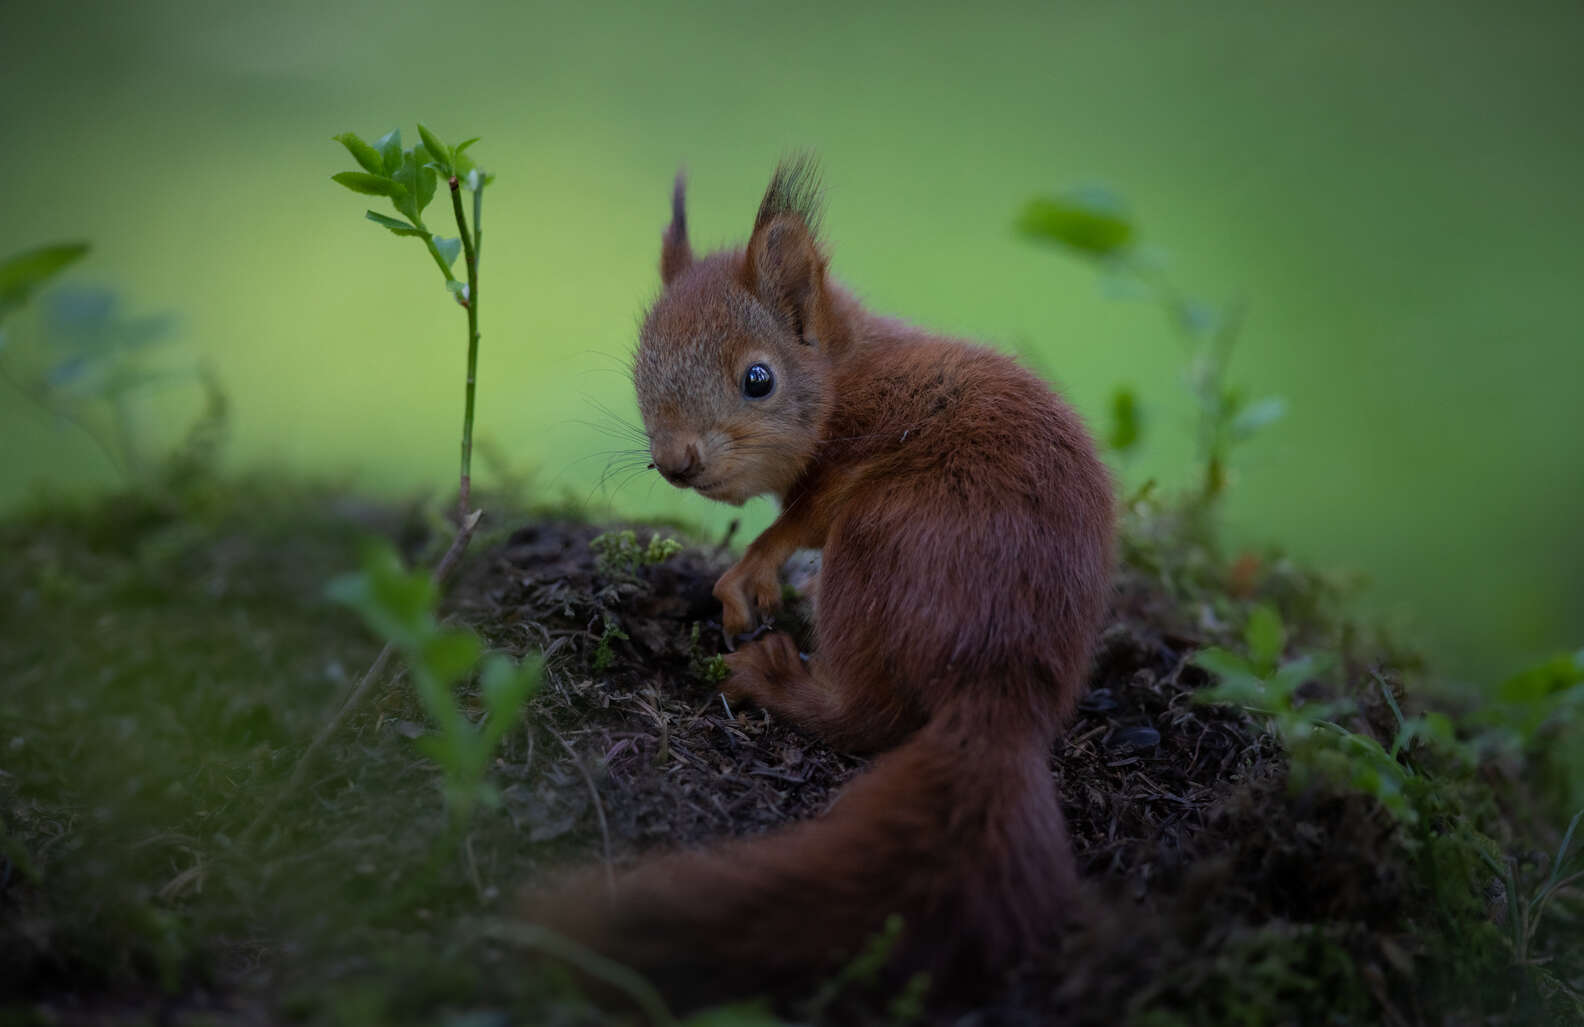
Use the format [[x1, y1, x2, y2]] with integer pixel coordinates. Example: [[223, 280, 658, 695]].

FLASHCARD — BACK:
[[713, 557, 783, 642]]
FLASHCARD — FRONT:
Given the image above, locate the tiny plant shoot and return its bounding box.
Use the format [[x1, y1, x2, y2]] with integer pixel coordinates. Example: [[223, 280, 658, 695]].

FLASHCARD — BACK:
[[1017, 187, 1285, 510], [244, 128, 509, 841], [332, 125, 494, 523], [329, 542, 541, 828], [0, 244, 200, 482], [316, 126, 530, 830]]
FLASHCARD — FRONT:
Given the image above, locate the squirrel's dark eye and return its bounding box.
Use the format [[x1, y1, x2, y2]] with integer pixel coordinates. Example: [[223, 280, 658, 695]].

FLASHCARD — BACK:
[[742, 362, 775, 399]]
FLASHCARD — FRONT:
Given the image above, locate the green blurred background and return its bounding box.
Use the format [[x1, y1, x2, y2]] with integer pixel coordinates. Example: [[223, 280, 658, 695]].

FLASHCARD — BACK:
[[2, 0, 1580, 683]]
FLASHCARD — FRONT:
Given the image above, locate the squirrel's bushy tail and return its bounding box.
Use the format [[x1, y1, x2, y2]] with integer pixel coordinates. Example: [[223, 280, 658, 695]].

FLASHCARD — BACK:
[[528, 701, 1077, 1006]]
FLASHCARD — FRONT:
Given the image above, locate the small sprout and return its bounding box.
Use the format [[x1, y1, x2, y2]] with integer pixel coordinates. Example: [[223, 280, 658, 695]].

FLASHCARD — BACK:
[[1193, 605, 1423, 823], [592, 617, 629, 673], [329, 541, 541, 827], [590, 529, 682, 580], [700, 654, 729, 685]]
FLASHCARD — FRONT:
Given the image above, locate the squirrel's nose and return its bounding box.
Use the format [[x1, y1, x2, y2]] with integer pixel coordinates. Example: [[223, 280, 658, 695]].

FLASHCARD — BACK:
[[653, 440, 703, 486]]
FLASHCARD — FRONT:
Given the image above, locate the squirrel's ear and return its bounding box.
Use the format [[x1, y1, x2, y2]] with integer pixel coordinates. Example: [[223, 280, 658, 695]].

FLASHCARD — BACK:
[[660, 172, 692, 285], [744, 157, 827, 345], [745, 216, 823, 344]]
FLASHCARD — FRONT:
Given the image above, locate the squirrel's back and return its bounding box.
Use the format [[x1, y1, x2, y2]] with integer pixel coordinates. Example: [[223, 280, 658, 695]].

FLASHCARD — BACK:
[[803, 323, 1113, 727]]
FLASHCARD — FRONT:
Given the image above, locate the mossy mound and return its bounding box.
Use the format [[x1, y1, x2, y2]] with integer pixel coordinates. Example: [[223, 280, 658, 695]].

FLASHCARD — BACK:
[[0, 478, 1578, 1025]]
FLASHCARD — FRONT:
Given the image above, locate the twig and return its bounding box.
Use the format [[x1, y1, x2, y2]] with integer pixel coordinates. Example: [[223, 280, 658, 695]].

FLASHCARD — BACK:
[[549, 726, 615, 900], [242, 509, 484, 846]]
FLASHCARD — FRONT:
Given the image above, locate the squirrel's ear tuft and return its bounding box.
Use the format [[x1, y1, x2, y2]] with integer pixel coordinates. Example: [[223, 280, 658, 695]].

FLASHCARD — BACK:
[[744, 155, 827, 344], [660, 171, 692, 285]]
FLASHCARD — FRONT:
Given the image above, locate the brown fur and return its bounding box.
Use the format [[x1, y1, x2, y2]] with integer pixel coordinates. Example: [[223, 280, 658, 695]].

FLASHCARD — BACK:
[[529, 160, 1115, 1008]]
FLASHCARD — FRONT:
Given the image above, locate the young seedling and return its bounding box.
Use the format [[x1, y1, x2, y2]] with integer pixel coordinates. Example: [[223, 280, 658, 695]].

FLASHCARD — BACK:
[[329, 542, 541, 827], [244, 127, 503, 843], [1192, 604, 1424, 822], [331, 125, 493, 523], [590, 528, 683, 580], [1017, 187, 1285, 510], [1, 246, 209, 484]]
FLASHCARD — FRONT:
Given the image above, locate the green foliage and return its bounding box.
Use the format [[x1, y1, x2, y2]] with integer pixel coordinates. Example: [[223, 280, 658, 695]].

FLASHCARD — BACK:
[[329, 541, 540, 826], [688, 622, 731, 685], [1193, 605, 1443, 823], [1487, 647, 1584, 742], [590, 528, 683, 579], [802, 913, 930, 1022], [1472, 808, 1584, 1017], [1107, 385, 1142, 456], [1016, 186, 1134, 257], [1018, 186, 1284, 510], [1133, 923, 1375, 1026], [332, 126, 491, 295], [1475, 647, 1584, 863], [0, 275, 201, 481], [0, 241, 89, 324], [592, 616, 629, 672]]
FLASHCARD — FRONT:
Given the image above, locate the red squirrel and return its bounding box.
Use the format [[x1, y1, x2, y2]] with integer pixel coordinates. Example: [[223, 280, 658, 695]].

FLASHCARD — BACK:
[[534, 158, 1114, 1005]]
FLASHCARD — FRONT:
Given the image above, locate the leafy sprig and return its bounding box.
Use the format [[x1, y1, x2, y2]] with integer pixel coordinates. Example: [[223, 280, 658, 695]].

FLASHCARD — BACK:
[[1192, 604, 1457, 823], [329, 542, 540, 826], [1018, 187, 1284, 508], [332, 127, 492, 295]]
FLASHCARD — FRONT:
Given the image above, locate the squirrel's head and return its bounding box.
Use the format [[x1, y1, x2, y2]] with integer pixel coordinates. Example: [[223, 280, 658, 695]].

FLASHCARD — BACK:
[[632, 158, 837, 506]]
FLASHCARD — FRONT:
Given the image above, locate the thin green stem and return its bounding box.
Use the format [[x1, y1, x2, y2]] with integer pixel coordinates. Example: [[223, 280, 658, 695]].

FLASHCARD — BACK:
[[450, 176, 481, 522], [472, 180, 483, 265], [422, 232, 458, 283]]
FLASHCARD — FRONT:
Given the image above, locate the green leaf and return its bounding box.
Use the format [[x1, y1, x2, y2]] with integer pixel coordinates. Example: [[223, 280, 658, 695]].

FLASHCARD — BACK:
[[1269, 653, 1329, 703], [1181, 302, 1220, 338], [364, 210, 428, 238], [1192, 647, 1267, 707], [333, 132, 384, 175], [373, 129, 403, 175], [1497, 648, 1584, 704], [479, 655, 540, 748], [1193, 646, 1256, 681], [417, 123, 451, 172], [326, 542, 436, 649], [452, 138, 482, 180], [0, 242, 90, 320], [433, 236, 462, 267], [415, 733, 462, 768], [1230, 396, 1287, 441], [1244, 604, 1286, 677], [1107, 385, 1141, 454], [46, 355, 94, 389], [420, 629, 482, 687], [390, 150, 437, 218], [1016, 187, 1134, 258], [445, 280, 469, 299], [331, 172, 400, 197]]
